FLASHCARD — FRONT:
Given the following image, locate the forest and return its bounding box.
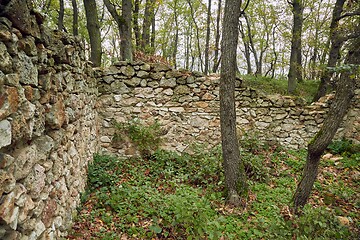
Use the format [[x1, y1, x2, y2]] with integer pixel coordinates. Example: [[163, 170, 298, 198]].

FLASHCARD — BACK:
[[28, 0, 360, 239]]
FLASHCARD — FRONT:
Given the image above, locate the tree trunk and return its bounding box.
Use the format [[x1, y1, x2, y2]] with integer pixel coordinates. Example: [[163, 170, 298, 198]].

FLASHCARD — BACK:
[[187, 0, 204, 72], [239, 21, 252, 75], [103, 0, 133, 61], [142, 0, 155, 53], [121, 0, 133, 61], [83, 0, 102, 66], [244, 13, 260, 76], [172, 0, 179, 68], [71, 0, 78, 36], [220, 0, 247, 207], [58, 0, 65, 31], [213, 0, 222, 73], [133, 0, 141, 49], [204, 0, 212, 74], [288, 0, 303, 94], [293, 36, 359, 211], [313, 0, 346, 102], [150, 7, 156, 54]]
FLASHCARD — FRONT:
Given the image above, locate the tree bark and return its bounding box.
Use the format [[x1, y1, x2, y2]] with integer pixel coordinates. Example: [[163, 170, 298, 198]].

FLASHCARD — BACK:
[[58, 0, 65, 31], [293, 35, 359, 211], [172, 0, 179, 68], [204, 0, 212, 74], [133, 0, 141, 49], [71, 0, 78, 36], [213, 0, 222, 73], [313, 0, 346, 102], [142, 0, 155, 53], [220, 0, 247, 207], [121, 0, 133, 61], [83, 0, 102, 66], [287, 0, 303, 94], [103, 0, 133, 61], [187, 0, 204, 72], [239, 20, 252, 75]]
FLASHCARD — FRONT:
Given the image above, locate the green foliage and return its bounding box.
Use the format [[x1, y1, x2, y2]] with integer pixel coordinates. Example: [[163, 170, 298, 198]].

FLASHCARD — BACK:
[[113, 119, 162, 158], [241, 74, 319, 103], [292, 206, 353, 239], [327, 138, 360, 156], [71, 144, 358, 239]]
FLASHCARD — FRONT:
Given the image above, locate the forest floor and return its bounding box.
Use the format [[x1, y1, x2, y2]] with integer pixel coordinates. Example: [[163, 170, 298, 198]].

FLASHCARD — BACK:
[[66, 139, 359, 239]]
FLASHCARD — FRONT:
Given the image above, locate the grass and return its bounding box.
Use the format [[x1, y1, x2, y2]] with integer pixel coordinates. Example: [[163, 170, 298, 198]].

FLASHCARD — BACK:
[[241, 75, 320, 103], [66, 137, 359, 239]]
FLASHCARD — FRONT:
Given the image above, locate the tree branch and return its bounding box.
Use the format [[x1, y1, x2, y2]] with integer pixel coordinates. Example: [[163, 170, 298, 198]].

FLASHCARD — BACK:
[[336, 11, 360, 21]]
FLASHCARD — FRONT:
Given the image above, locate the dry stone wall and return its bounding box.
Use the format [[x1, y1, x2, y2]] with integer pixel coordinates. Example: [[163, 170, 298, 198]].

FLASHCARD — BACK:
[[0, 1, 98, 239], [97, 61, 359, 155], [0, 2, 359, 239]]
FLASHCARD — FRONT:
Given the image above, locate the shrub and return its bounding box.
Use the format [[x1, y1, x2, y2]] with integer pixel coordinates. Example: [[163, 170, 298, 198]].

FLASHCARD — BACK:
[[113, 119, 162, 158]]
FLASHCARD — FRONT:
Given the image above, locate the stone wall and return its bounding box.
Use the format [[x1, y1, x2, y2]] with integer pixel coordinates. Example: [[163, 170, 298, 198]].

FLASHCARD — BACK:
[[97, 61, 359, 155], [0, 1, 98, 239]]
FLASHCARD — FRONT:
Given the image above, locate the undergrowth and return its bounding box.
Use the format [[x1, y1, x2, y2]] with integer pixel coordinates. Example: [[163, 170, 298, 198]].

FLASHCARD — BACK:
[[68, 136, 359, 239], [241, 74, 319, 103]]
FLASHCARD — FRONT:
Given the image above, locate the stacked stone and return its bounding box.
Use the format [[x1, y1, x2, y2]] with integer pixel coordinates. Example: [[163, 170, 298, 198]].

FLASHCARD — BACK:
[[0, 2, 98, 239], [98, 61, 359, 154]]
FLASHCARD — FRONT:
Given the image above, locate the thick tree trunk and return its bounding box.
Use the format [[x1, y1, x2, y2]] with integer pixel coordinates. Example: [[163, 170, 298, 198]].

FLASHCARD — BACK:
[[213, 0, 222, 73], [288, 0, 303, 94], [220, 0, 247, 207], [293, 36, 359, 211], [83, 0, 102, 66], [71, 0, 78, 36], [121, 0, 133, 61], [204, 0, 212, 74]]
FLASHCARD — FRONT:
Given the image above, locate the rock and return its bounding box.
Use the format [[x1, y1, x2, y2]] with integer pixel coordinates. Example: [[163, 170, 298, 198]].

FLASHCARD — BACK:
[[45, 97, 66, 129], [100, 136, 111, 143], [41, 199, 57, 228], [0, 191, 17, 225], [0, 120, 11, 149], [0, 170, 16, 195], [13, 53, 38, 86], [13, 144, 38, 180], [337, 216, 350, 226], [160, 78, 176, 88], [137, 70, 149, 78], [0, 42, 12, 73], [0, 86, 20, 119], [18, 36, 37, 56], [110, 81, 130, 94], [152, 63, 170, 72], [174, 85, 190, 95], [1, 0, 40, 38], [124, 77, 141, 87], [24, 164, 46, 199], [120, 65, 135, 77]]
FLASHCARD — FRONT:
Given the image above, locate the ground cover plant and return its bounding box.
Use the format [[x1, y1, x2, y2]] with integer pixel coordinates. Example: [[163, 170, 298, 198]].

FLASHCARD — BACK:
[[67, 136, 359, 239], [241, 75, 319, 104]]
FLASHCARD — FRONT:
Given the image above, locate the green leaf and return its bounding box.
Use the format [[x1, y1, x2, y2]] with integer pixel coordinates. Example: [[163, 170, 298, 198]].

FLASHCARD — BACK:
[[149, 225, 162, 234]]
